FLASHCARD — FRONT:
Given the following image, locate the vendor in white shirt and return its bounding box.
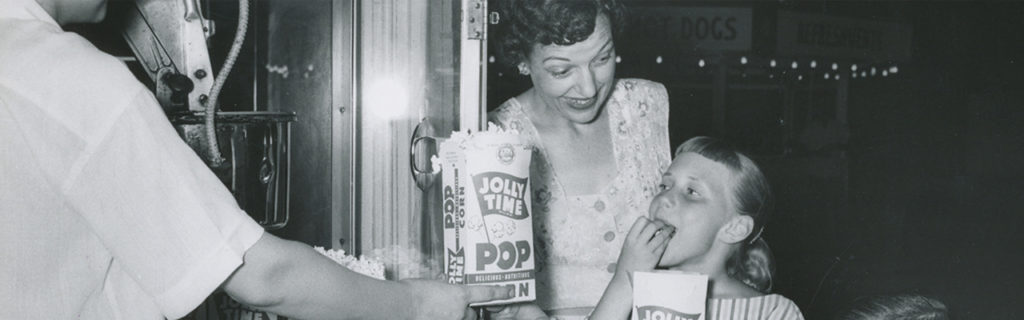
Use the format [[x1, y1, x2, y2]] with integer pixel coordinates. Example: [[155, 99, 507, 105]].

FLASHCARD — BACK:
[[0, 0, 510, 319]]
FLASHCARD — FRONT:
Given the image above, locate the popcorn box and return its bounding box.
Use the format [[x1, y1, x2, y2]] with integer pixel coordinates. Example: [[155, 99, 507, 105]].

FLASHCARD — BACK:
[[439, 130, 536, 306], [632, 271, 708, 320]]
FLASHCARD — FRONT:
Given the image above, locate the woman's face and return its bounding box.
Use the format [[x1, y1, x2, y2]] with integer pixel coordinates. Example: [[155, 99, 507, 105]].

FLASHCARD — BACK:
[[650, 152, 738, 268], [524, 13, 616, 124]]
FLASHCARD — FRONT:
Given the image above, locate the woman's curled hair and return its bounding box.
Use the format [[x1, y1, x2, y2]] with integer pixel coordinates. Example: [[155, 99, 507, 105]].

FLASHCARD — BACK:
[[493, 0, 627, 67]]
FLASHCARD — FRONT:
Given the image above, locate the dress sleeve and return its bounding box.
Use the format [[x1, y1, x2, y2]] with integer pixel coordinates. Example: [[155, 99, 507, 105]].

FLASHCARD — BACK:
[[767, 296, 806, 320], [648, 81, 672, 170], [61, 88, 265, 319], [487, 99, 515, 129]]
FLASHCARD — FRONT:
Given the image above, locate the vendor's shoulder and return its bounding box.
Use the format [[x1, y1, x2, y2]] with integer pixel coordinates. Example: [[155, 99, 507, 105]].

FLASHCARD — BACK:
[[2, 22, 140, 89]]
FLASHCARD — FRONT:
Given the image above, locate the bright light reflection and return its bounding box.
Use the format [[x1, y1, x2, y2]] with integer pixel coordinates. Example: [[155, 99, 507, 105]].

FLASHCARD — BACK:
[[365, 77, 409, 121]]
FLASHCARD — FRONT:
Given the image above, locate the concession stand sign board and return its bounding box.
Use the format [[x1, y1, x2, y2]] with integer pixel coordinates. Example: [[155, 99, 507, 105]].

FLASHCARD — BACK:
[[629, 7, 753, 53], [776, 10, 913, 62]]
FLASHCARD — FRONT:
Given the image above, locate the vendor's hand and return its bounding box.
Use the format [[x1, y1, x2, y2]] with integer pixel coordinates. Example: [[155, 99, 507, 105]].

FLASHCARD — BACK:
[[403, 279, 514, 320], [485, 302, 548, 320], [615, 217, 675, 279]]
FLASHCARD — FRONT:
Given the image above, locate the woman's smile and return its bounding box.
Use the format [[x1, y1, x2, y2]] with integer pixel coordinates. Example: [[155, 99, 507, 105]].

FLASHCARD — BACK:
[[563, 96, 597, 109]]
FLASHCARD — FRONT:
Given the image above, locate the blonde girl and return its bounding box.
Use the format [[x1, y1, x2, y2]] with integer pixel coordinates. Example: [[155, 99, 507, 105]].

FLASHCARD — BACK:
[[592, 136, 804, 320]]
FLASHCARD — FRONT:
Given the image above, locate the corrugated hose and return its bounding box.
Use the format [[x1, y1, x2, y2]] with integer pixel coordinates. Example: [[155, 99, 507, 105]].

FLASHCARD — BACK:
[[204, 0, 249, 166]]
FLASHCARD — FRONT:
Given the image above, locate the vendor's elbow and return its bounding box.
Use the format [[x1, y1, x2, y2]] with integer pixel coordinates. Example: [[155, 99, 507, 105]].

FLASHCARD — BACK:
[[221, 234, 299, 308]]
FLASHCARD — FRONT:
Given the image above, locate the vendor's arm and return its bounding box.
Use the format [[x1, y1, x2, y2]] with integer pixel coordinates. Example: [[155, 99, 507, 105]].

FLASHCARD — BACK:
[[57, 82, 506, 319], [223, 233, 512, 320]]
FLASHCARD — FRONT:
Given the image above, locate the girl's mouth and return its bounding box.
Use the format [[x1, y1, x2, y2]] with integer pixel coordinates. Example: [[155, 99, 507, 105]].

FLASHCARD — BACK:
[[651, 217, 676, 230]]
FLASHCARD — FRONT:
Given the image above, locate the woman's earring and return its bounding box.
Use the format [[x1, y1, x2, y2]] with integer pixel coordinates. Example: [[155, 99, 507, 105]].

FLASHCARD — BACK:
[[518, 63, 530, 76]]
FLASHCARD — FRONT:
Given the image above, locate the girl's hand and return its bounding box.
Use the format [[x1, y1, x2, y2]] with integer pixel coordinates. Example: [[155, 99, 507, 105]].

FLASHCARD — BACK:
[[615, 217, 675, 279]]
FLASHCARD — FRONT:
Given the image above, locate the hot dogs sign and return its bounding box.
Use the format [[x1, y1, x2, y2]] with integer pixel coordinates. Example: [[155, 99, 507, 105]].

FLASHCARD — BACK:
[[439, 129, 536, 306]]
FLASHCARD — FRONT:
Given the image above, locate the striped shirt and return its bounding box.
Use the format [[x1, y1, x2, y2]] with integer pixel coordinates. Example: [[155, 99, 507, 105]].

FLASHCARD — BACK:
[[706, 294, 805, 320]]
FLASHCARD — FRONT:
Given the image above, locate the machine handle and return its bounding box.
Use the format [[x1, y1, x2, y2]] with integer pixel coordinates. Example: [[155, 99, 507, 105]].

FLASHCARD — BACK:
[[183, 0, 200, 21]]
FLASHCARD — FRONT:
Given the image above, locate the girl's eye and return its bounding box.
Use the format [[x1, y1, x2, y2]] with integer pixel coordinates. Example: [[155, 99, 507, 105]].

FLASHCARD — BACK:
[[686, 187, 701, 197], [657, 183, 668, 191], [595, 55, 611, 64]]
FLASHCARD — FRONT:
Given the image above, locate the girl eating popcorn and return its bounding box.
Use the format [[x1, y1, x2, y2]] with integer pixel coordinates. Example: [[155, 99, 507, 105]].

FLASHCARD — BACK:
[[591, 136, 805, 320]]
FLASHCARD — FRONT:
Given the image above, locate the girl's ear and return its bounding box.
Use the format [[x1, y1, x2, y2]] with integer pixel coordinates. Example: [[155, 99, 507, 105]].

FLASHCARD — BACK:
[[717, 215, 754, 244]]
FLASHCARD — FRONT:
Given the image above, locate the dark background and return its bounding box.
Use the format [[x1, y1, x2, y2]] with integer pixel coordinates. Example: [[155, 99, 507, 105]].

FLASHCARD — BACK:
[[488, 1, 1024, 318], [73, 0, 1024, 318]]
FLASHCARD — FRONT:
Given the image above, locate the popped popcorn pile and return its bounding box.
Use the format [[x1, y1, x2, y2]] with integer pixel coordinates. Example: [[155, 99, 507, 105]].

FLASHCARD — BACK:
[[313, 246, 386, 280]]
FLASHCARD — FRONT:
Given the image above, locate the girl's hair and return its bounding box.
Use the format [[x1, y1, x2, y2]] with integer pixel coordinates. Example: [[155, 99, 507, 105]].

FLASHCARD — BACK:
[[836, 294, 949, 320], [492, 0, 627, 68], [675, 136, 775, 292]]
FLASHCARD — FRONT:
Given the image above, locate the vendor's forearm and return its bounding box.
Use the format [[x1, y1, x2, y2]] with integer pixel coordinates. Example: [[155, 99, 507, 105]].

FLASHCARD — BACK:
[[223, 234, 415, 320]]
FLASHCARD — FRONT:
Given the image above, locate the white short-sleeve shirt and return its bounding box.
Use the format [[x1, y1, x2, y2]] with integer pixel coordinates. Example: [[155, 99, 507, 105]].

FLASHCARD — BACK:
[[0, 1, 265, 318]]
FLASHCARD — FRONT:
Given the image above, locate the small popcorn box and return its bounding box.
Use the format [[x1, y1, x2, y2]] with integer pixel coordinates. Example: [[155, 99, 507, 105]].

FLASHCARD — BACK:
[[438, 128, 536, 306], [632, 271, 709, 320]]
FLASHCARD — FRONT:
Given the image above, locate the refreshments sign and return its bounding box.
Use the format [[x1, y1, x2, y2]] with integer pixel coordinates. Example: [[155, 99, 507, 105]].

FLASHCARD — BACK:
[[776, 10, 912, 61]]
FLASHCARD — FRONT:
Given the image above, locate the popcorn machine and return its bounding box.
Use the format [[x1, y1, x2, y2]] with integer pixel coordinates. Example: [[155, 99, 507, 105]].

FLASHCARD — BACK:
[[111, 0, 492, 274]]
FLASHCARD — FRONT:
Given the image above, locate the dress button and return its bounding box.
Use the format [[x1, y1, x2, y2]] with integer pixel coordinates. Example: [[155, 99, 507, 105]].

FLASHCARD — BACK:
[[603, 231, 615, 242], [594, 200, 606, 212], [606, 262, 617, 273]]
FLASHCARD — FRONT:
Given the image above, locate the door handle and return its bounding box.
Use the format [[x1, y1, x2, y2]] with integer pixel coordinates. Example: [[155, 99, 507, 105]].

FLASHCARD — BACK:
[[410, 119, 440, 191]]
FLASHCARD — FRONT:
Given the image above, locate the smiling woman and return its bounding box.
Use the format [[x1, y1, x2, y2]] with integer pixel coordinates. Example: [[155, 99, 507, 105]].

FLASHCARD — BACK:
[[487, 0, 673, 316]]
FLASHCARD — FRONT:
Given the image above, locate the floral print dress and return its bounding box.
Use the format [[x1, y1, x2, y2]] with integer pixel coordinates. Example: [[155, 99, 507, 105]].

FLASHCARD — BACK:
[[489, 78, 672, 312]]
